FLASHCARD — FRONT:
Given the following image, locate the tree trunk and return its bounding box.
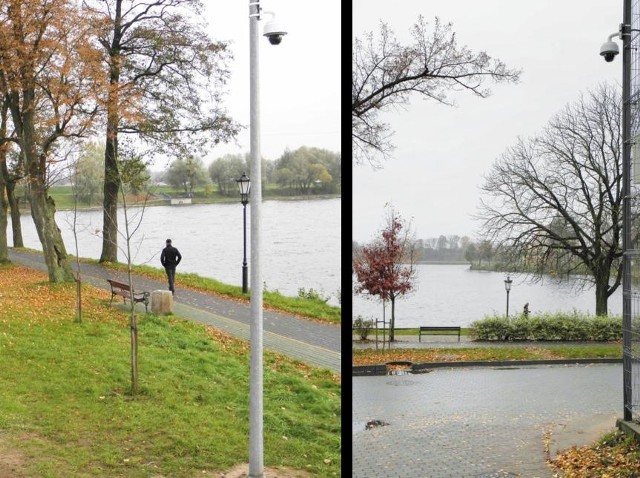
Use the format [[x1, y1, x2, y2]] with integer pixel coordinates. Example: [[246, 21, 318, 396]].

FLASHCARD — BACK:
[[100, 5, 122, 264], [100, 132, 119, 263], [389, 296, 396, 342], [595, 276, 609, 316], [14, 87, 74, 283], [5, 177, 23, 247], [0, 101, 22, 248], [0, 159, 8, 263], [130, 315, 139, 394], [29, 181, 74, 282]]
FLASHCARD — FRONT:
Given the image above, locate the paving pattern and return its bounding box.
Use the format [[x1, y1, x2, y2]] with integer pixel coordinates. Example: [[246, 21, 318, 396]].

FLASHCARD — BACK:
[[353, 364, 621, 477]]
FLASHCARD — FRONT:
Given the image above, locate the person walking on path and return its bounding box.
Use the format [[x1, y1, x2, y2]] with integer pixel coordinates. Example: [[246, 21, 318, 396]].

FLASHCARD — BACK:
[[160, 238, 182, 295]]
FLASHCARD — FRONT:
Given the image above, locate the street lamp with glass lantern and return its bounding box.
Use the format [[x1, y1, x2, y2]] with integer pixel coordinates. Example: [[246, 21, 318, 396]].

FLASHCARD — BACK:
[[236, 173, 250, 294], [504, 275, 513, 317]]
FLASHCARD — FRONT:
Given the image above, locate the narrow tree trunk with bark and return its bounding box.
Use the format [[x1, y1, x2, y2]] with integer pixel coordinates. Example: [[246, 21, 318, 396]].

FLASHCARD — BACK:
[[2, 162, 24, 248], [5, 179, 23, 247], [28, 180, 75, 282], [11, 86, 74, 283], [99, 2, 123, 264], [100, 132, 120, 263], [389, 295, 396, 342], [0, 159, 8, 263], [0, 102, 10, 261]]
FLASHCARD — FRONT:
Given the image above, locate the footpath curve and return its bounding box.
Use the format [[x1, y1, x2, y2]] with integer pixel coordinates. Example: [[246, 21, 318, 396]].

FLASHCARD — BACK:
[[8, 249, 341, 374]]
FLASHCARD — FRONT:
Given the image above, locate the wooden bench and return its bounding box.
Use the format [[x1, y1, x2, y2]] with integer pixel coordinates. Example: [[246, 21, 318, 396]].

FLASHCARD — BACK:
[[419, 326, 461, 342], [107, 279, 150, 312]]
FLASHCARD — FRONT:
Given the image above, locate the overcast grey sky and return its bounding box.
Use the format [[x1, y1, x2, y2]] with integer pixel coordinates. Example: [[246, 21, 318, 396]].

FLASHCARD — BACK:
[[201, 1, 341, 164], [352, 0, 622, 243]]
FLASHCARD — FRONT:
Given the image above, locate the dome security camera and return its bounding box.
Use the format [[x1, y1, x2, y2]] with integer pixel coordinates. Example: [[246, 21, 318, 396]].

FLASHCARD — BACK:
[[600, 39, 619, 62], [263, 19, 287, 45]]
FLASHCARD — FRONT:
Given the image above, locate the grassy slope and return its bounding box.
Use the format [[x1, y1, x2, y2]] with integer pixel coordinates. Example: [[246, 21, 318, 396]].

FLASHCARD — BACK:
[[0, 265, 340, 477]]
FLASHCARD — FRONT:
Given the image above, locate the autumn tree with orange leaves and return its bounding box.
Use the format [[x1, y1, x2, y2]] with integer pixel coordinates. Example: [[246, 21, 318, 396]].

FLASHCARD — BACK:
[[0, 0, 105, 282], [353, 208, 417, 342]]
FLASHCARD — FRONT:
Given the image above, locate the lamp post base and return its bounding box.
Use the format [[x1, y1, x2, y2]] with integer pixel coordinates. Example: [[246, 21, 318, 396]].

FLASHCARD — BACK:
[[242, 264, 248, 294]]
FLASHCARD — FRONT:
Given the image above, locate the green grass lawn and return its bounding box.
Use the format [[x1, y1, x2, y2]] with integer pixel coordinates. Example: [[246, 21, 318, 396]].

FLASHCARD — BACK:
[[0, 266, 341, 477]]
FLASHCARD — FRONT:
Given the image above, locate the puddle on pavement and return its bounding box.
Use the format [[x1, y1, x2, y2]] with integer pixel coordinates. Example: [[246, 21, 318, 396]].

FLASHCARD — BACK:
[[365, 419, 389, 430], [387, 368, 411, 376], [353, 419, 391, 433], [385, 361, 413, 375]]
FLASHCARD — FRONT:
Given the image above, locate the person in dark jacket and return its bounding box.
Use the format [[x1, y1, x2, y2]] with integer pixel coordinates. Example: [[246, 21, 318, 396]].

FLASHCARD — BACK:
[[160, 238, 182, 295]]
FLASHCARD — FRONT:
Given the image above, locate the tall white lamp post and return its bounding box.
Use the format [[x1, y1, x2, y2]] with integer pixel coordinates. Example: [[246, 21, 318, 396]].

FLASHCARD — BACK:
[[248, 2, 286, 476]]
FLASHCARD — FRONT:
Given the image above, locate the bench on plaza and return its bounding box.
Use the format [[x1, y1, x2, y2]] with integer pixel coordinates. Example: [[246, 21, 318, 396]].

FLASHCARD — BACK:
[[107, 279, 150, 312], [418, 326, 461, 342]]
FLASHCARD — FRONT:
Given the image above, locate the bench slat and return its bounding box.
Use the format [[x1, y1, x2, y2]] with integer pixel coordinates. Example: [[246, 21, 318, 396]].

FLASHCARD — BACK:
[[418, 326, 461, 342], [107, 279, 150, 312]]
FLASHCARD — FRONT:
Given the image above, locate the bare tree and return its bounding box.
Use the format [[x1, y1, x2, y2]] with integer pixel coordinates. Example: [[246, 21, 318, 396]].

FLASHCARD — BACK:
[[477, 84, 624, 315], [352, 16, 521, 167]]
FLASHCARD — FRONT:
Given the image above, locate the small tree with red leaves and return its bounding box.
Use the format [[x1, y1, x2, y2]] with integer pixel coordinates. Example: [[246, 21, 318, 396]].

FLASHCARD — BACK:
[[353, 208, 416, 342]]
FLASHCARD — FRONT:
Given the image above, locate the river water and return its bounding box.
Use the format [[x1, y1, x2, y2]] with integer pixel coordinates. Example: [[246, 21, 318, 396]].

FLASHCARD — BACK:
[[353, 263, 623, 328], [11, 198, 341, 304]]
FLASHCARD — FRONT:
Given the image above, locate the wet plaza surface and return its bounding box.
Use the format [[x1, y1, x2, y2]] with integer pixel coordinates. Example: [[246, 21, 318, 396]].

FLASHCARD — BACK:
[[353, 364, 621, 477]]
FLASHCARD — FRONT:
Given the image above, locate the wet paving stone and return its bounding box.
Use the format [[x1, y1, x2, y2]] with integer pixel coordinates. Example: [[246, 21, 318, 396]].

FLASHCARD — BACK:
[[353, 364, 621, 477]]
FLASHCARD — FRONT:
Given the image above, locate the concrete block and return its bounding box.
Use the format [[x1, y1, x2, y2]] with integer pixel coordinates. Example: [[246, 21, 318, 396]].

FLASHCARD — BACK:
[[151, 290, 173, 314]]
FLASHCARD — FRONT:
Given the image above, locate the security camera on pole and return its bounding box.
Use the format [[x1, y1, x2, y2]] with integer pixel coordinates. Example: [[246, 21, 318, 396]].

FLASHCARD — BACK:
[[600, 32, 620, 62], [248, 2, 286, 477]]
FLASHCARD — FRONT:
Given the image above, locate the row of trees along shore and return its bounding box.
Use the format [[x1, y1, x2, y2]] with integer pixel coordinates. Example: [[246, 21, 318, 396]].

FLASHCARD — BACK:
[[67, 144, 340, 205], [354, 235, 503, 267], [0, 0, 241, 283]]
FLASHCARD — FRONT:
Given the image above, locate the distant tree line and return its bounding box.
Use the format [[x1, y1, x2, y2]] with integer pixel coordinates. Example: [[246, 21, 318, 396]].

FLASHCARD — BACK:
[[355, 234, 585, 273], [67, 144, 341, 202], [166, 146, 341, 197], [353, 235, 496, 266]]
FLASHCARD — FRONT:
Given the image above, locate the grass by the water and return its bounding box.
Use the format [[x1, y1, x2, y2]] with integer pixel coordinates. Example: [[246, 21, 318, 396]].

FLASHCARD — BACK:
[[352, 344, 622, 366], [0, 265, 341, 477], [96, 260, 341, 325]]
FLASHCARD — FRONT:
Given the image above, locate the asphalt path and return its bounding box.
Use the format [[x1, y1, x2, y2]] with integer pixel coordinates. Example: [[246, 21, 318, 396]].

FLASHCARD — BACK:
[[8, 248, 341, 374]]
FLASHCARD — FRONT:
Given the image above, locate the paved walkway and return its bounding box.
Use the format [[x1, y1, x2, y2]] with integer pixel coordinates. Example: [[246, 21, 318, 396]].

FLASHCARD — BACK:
[[8, 249, 341, 374], [353, 363, 622, 477]]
